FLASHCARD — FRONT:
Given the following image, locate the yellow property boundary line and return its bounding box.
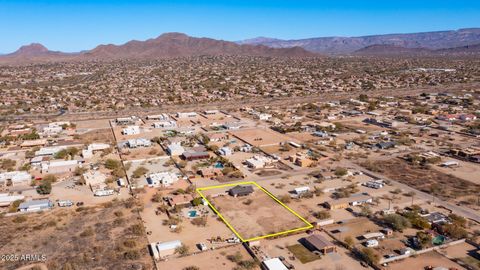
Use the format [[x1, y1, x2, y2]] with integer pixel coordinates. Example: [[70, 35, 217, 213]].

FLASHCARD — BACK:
[[196, 181, 313, 242]]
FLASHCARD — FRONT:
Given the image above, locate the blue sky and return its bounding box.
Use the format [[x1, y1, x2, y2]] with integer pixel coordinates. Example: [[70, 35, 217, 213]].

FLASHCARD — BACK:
[[0, 0, 479, 53]]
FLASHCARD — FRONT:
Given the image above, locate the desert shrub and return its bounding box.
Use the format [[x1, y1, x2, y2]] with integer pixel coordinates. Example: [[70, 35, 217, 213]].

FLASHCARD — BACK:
[[279, 194, 291, 203], [123, 239, 137, 248], [12, 215, 27, 223], [226, 251, 243, 263], [128, 224, 145, 236], [191, 217, 207, 227], [175, 244, 189, 255], [183, 267, 199, 270], [105, 159, 121, 170], [80, 227, 94, 237], [123, 250, 140, 260]]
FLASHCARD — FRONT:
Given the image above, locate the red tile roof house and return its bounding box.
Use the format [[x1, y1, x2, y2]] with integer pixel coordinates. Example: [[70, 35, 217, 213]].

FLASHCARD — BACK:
[[168, 194, 194, 207], [198, 168, 223, 179]]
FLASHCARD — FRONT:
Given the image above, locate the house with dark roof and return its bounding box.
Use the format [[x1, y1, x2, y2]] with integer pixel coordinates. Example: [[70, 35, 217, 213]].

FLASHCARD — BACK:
[[302, 234, 337, 254], [182, 146, 210, 161], [375, 141, 396, 150], [228, 185, 254, 197]]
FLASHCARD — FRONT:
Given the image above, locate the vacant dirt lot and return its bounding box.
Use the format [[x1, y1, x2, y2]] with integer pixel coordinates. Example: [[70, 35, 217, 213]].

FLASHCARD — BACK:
[[386, 251, 465, 270], [157, 244, 257, 270], [79, 128, 115, 144], [434, 160, 480, 185], [229, 128, 292, 147], [0, 200, 153, 270], [202, 184, 310, 240], [368, 159, 480, 206]]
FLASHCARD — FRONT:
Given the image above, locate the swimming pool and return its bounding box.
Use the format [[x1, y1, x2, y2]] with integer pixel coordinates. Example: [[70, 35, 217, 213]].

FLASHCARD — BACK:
[[188, 210, 197, 218]]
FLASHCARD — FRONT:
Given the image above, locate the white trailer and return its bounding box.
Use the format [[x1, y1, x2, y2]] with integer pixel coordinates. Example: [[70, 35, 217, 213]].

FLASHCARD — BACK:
[[57, 200, 73, 207], [94, 189, 114, 197]]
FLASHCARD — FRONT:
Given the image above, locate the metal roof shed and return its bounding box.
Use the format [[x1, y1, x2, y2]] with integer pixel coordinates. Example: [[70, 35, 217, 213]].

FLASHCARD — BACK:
[[262, 258, 288, 270]]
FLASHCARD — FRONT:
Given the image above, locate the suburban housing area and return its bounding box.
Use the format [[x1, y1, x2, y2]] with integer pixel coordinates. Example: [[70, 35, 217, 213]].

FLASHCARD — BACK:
[[1, 84, 480, 270], [1, 4, 480, 267]]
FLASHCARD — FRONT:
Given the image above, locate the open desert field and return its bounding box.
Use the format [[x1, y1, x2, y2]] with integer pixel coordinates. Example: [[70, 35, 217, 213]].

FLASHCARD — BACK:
[[434, 160, 480, 185], [199, 183, 311, 240], [78, 128, 116, 144], [229, 128, 293, 147], [156, 244, 258, 270], [75, 119, 112, 129], [0, 200, 153, 270], [386, 251, 465, 270], [367, 159, 480, 208]]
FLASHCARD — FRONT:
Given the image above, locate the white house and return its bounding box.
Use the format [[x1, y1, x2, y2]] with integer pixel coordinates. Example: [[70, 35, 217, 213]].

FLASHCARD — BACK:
[[150, 240, 182, 259], [147, 113, 169, 121], [204, 110, 219, 115], [239, 144, 253, 152], [82, 143, 110, 158], [122, 126, 140, 135], [41, 160, 79, 174], [153, 120, 177, 129], [0, 193, 25, 207], [35, 146, 67, 157], [219, 147, 233, 156], [0, 171, 31, 186], [223, 122, 243, 130], [245, 155, 273, 169], [257, 113, 272, 120], [262, 258, 288, 270], [166, 143, 185, 156], [18, 199, 53, 212], [176, 112, 197, 118], [127, 138, 152, 148], [42, 124, 63, 135], [147, 172, 179, 187], [294, 186, 310, 195]]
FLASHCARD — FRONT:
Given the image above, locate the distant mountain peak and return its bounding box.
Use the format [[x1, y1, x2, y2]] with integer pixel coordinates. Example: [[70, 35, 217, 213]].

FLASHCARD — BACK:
[[83, 32, 317, 60], [156, 32, 190, 39], [14, 43, 49, 56]]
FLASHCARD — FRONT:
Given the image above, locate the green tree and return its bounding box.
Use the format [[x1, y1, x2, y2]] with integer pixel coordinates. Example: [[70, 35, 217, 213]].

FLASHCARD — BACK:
[[37, 180, 52, 195], [383, 214, 411, 231], [132, 166, 148, 178], [416, 231, 432, 249], [313, 210, 331, 220], [0, 159, 16, 171], [334, 167, 348, 177], [105, 159, 121, 170], [359, 247, 380, 265]]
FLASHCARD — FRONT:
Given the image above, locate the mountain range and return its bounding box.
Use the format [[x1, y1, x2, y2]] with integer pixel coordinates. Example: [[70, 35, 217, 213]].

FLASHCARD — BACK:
[[238, 28, 480, 54], [0, 33, 315, 64], [1, 28, 480, 64]]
